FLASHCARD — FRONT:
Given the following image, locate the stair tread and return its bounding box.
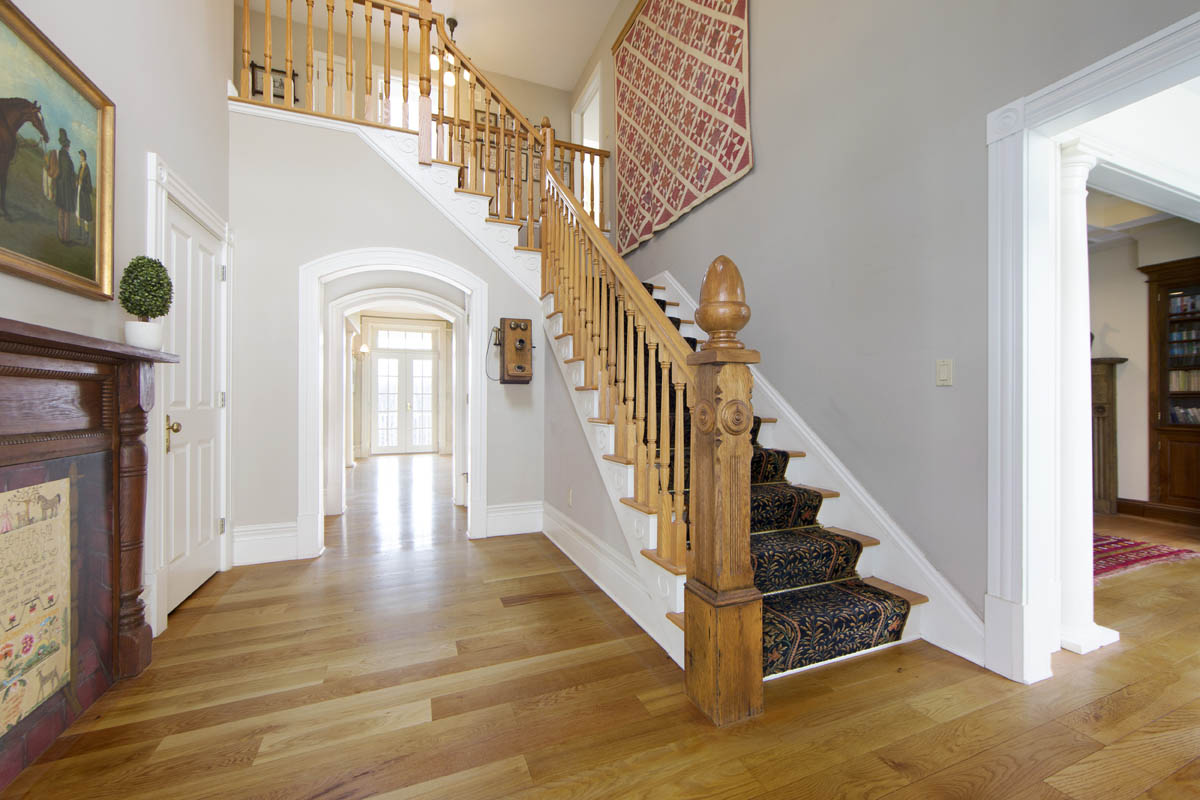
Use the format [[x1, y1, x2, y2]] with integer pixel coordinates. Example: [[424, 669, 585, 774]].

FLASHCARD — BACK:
[[485, 217, 525, 228], [825, 527, 880, 548], [602, 453, 633, 465], [574, 385, 598, 392], [588, 417, 614, 425], [554, 331, 572, 340], [762, 578, 912, 676], [751, 527, 862, 593], [432, 157, 465, 168], [640, 548, 685, 575], [794, 483, 839, 499], [787, 450, 807, 459], [750, 482, 824, 532], [563, 356, 584, 363], [454, 187, 492, 198], [666, 611, 684, 630], [620, 497, 656, 514], [514, 245, 541, 253], [861, 576, 928, 605], [545, 309, 562, 318]]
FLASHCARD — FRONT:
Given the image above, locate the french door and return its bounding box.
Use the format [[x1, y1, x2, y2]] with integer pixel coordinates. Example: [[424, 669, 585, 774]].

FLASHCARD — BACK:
[[371, 351, 436, 454]]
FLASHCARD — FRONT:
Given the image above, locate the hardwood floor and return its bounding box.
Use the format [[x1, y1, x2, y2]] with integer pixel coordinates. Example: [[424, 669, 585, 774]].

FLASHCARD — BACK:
[[1095, 512, 1200, 551], [6, 456, 1200, 798]]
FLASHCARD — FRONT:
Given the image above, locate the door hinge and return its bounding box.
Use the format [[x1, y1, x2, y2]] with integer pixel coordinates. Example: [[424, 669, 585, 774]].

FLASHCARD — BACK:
[[218, 517, 226, 535], [221, 264, 228, 282], [219, 391, 227, 408]]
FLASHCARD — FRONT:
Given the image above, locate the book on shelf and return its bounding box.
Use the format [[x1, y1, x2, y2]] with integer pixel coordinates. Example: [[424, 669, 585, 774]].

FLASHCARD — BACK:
[[1168, 369, 1200, 392], [1169, 292, 1200, 314], [1169, 405, 1200, 424]]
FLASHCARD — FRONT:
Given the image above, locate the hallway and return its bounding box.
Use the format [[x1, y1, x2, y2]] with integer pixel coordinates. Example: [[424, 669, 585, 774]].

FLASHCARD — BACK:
[[5, 458, 1200, 797]]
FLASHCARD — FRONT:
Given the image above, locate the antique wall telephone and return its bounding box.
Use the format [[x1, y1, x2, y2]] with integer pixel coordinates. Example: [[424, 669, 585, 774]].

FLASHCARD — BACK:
[[492, 318, 533, 384]]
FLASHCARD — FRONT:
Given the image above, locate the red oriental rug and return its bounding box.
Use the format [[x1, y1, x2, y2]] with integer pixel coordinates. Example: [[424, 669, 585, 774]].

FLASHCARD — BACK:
[[1093, 534, 1200, 580], [613, 0, 753, 254]]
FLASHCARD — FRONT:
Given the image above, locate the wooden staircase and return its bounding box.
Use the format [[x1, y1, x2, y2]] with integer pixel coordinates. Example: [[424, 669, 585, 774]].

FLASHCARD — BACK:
[[234, 0, 932, 729]]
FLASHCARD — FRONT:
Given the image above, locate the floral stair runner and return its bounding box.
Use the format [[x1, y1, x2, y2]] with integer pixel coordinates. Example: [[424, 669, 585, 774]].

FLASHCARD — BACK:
[[643, 283, 913, 678]]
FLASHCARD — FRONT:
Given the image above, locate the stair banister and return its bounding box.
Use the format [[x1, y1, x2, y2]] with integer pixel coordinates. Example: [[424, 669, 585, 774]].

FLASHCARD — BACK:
[[685, 256, 762, 726]]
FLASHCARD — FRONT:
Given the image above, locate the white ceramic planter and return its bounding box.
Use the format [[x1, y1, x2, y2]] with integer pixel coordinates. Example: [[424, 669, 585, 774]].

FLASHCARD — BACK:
[[124, 320, 163, 350]]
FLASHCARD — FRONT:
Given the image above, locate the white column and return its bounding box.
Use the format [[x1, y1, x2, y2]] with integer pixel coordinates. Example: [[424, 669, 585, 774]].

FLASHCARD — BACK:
[[1059, 144, 1119, 654]]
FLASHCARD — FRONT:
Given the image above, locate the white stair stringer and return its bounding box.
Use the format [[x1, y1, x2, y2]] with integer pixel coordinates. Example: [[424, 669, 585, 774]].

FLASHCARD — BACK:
[[228, 101, 541, 299], [646, 270, 986, 668], [543, 294, 685, 666]]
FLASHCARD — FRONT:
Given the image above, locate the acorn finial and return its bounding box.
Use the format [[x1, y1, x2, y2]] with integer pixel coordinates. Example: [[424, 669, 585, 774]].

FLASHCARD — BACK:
[[695, 255, 750, 350]]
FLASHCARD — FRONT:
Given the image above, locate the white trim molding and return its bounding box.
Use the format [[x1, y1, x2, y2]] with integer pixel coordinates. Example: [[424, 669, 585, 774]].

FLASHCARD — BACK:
[[648, 269, 986, 667], [298, 248, 489, 557], [543, 504, 683, 666], [229, 100, 541, 299], [233, 522, 302, 566], [486, 502, 545, 537], [143, 152, 233, 637], [986, 13, 1200, 683]]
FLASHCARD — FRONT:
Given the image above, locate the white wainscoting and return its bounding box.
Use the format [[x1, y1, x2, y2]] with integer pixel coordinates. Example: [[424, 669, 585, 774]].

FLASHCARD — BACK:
[[232, 523, 302, 566]]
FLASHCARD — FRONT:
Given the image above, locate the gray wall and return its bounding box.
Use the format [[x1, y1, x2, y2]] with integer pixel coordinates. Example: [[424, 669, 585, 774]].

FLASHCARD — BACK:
[[0, 0, 231, 339], [579, 0, 1200, 613], [229, 111, 543, 528], [543, 342, 632, 562]]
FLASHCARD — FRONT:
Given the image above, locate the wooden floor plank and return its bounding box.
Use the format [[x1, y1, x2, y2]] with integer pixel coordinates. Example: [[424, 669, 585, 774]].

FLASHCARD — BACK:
[[4, 464, 1199, 800]]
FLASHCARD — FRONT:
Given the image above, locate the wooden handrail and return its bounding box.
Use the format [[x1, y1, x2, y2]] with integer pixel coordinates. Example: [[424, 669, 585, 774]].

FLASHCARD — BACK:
[[544, 155, 695, 568], [546, 170, 693, 377]]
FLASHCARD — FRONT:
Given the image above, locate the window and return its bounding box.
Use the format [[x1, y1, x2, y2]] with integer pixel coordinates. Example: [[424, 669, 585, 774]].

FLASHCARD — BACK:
[[377, 329, 432, 350]]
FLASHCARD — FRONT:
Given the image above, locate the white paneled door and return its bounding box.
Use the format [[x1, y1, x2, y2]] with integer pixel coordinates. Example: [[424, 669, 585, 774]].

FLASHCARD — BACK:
[[371, 351, 437, 455], [162, 200, 224, 611]]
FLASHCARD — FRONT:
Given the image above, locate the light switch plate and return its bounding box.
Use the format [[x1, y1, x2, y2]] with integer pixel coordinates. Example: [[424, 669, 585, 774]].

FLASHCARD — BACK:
[[936, 359, 953, 387]]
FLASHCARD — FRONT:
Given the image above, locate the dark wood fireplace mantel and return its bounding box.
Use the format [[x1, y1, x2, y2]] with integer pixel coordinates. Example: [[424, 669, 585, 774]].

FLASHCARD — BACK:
[[0, 317, 177, 785]]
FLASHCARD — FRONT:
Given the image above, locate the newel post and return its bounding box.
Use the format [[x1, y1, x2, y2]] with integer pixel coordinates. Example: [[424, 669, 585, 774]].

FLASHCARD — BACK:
[[417, 0, 433, 164], [685, 255, 762, 726]]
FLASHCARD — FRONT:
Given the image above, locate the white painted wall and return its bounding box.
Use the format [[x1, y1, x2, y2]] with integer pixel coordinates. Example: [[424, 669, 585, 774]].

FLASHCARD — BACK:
[[1088, 239, 1148, 500], [229, 111, 543, 529], [0, 0, 231, 338], [576, 0, 1200, 615]]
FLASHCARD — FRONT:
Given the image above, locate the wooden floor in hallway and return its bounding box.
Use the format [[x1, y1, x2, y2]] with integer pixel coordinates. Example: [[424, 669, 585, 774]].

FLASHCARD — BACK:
[[4, 455, 1200, 799]]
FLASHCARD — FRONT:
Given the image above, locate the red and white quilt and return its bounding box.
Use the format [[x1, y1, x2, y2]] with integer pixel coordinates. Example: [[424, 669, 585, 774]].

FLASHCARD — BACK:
[[614, 0, 753, 254]]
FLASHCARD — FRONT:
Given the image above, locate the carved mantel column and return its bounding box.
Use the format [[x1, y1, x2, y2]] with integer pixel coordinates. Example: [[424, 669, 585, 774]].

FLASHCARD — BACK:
[[685, 255, 763, 726], [116, 360, 155, 678], [1059, 144, 1119, 655]]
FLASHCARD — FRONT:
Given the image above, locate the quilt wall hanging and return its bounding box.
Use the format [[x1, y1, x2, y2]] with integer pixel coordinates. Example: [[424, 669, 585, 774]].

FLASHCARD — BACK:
[[612, 0, 753, 254]]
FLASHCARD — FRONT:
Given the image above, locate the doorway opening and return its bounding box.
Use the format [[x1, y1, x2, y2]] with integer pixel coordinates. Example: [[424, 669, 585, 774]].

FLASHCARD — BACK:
[[985, 13, 1200, 683]]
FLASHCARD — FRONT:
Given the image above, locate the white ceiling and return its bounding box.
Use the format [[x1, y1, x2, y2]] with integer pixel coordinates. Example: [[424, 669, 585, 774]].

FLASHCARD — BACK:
[[246, 0, 620, 91], [1071, 75, 1200, 226]]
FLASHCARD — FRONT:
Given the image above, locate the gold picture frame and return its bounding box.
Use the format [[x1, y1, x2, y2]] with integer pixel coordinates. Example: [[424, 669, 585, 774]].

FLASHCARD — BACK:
[[0, 1, 114, 300]]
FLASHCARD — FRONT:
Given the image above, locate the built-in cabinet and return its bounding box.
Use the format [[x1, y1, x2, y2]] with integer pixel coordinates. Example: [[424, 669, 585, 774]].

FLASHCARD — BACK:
[[1142, 258, 1200, 513]]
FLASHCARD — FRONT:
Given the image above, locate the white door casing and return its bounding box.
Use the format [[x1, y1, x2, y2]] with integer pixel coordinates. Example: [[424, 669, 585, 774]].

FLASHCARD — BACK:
[[302, 249, 486, 550], [985, 13, 1200, 683], [144, 153, 232, 634]]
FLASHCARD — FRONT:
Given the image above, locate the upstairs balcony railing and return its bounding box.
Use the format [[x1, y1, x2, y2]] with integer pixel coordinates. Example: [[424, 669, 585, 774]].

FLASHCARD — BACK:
[[233, 0, 606, 240]]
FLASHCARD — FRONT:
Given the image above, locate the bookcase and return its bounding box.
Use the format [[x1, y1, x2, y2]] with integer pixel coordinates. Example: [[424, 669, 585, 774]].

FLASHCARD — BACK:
[[1141, 257, 1200, 512]]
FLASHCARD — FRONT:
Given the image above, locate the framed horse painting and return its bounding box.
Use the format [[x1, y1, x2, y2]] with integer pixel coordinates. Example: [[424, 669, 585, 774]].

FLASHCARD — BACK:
[[0, 1, 113, 300]]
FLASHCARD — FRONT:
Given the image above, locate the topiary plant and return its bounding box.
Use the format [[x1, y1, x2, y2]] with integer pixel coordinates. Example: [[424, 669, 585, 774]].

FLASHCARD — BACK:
[[118, 256, 173, 321]]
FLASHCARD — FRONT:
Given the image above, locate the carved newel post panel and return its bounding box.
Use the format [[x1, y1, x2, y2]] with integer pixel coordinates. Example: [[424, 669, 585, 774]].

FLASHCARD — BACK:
[[685, 256, 763, 726]]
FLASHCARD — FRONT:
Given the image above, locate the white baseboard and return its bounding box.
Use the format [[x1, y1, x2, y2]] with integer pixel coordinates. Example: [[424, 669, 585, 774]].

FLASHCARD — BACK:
[[649, 269, 986, 668], [233, 522, 301, 566], [542, 504, 684, 666], [486, 502, 544, 537]]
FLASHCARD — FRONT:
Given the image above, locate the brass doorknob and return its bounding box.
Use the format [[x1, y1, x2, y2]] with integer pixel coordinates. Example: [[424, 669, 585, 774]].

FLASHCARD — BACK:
[[166, 415, 182, 453]]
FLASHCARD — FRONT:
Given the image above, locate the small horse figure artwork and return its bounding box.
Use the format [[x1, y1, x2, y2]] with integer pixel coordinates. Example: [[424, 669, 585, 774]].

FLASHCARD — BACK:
[[0, 98, 50, 219]]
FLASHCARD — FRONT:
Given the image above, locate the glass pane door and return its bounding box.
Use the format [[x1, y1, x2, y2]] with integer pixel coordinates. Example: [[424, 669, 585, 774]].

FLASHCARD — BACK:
[[407, 357, 435, 451], [373, 355, 402, 453]]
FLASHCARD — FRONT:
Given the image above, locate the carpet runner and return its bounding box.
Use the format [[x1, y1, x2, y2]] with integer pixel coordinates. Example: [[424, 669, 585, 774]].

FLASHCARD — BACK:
[[645, 283, 913, 677], [1093, 534, 1200, 580]]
